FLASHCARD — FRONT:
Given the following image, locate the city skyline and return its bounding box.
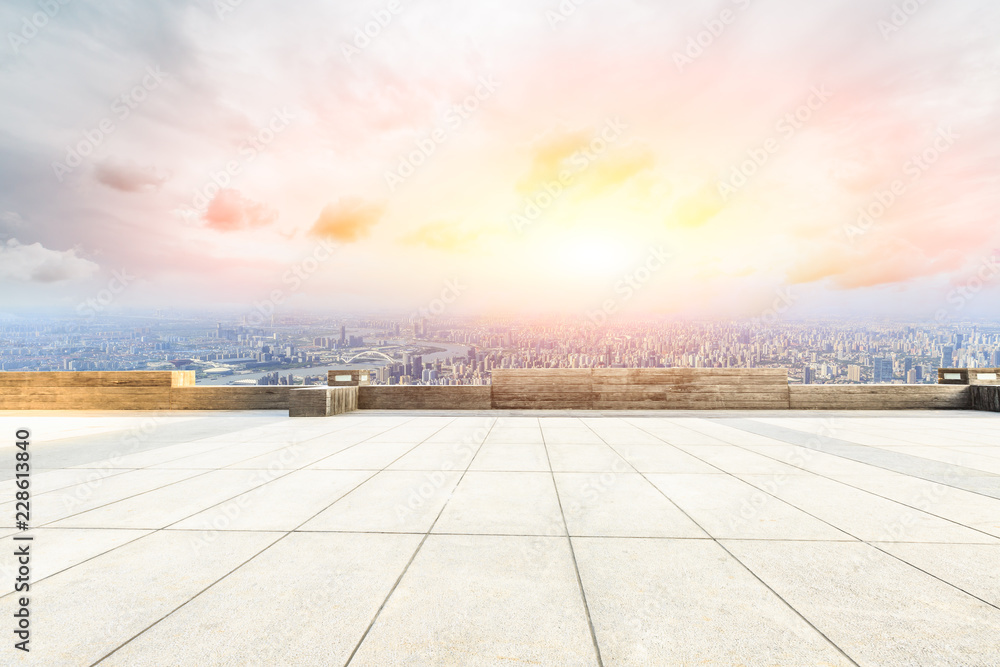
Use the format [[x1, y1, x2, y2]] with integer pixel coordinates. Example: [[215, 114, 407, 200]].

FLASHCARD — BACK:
[[3, 311, 998, 388], [1, 1, 999, 318]]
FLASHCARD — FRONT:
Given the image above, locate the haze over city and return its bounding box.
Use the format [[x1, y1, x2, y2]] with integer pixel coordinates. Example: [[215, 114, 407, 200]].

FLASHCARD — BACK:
[[1, 0, 998, 319]]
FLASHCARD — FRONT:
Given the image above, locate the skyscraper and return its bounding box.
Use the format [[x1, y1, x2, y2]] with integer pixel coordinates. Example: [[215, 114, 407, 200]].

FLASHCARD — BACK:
[[941, 346, 954, 368], [803, 366, 814, 384], [873, 357, 893, 383]]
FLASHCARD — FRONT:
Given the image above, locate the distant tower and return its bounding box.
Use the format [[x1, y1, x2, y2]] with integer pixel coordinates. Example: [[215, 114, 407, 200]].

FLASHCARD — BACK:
[[873, 357, 893, 383], [941, 346, 954, 368], [339, 325, 346, 345]]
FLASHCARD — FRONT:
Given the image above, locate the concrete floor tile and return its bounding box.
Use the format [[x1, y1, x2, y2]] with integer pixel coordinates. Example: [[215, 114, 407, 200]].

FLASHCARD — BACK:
[[647, 473, 853, 540], [611, 443, 720, 473], [548, 444, 631, 472], [573, 537, 854, 666], [97, 532, 423, 667], [542, 428, 607, 445], [434, 471, 562, 535], [554, 472, 706, 538], [386, 442, 479, 470], [302, 441, 416, 469], [723, 539, 1000, 666], [484, 427, 545, 444], [49, 469, 283, 529], [0, 528, 152, 595], [872, 542, 1000, 607], [349, 534, 598, 666], [736, 473, 1000, 543], [468, 443, 549, 471], [8, 530, 281, 666], [299, 470, 462, 533], [170, 469, 375, 531]]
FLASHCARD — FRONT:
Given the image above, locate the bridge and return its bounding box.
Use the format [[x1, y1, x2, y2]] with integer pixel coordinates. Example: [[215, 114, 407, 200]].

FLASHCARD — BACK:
[[337, 349, 397, 364]]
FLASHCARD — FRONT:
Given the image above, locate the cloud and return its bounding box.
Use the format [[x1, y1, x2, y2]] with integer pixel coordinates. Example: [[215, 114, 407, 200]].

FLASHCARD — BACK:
[[669, 186, 725, 228], [401, 221, 482, 251], [309, 198, 383, 242], [0, 239, 100, 283], [0, 211, 25, 238], [516, 127, 595, 195], [786, 237, 966, 289], [94, 159, 170, 192], [203, 189, 279, 232]]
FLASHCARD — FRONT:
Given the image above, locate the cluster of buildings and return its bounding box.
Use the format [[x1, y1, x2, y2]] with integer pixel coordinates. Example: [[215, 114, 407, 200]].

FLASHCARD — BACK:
[[0, 315, 997, 387]]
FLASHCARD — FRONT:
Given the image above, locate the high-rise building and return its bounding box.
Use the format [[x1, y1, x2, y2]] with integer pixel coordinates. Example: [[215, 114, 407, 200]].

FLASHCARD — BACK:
[[339, 326, 346, 345], [941, 345, 954, 368], [873, 357, 893, 383], [906, 368, 917, 384], [848, 365, 862, 383], [803, 366, 814, 385]]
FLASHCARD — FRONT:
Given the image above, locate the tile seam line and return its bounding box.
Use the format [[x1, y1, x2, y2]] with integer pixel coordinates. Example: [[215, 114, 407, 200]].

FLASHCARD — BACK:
[[27, 419, 362, 531], [705, 420, 1000, 543], [710, 417, 1000, 500], [597, 418, 862, 667], [88, 415, 444, 666], [26, 414, 378, 526], [542, 419, 606, 667], [342, 416, 497, 667], [677, 422, 1000, 611], [2, 418, 414, 606]]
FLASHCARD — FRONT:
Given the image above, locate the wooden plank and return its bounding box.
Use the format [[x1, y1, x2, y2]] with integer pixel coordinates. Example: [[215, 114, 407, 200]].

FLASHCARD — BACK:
[[0, 371, 190, 388]]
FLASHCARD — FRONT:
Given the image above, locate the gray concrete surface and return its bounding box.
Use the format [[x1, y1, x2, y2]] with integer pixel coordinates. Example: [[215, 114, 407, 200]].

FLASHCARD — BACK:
[[1, 410, 999, 665]]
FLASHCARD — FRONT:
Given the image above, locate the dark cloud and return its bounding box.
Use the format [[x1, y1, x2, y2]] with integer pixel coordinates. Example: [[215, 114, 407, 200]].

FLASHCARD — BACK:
[[95, 159, 170, 192]]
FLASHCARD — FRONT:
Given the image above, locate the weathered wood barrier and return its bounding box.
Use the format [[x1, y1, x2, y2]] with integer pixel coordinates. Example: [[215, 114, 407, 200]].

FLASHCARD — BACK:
[[491, 368, 790, 410], [0, 369, 992, 413]]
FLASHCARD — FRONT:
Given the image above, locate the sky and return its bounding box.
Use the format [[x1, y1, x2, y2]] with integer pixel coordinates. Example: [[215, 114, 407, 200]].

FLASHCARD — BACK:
[[0, 0, 998, 322]]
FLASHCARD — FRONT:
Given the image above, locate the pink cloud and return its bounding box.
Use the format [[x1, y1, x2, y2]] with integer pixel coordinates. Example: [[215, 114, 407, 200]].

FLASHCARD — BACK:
[[203, 189, 278, 232]]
